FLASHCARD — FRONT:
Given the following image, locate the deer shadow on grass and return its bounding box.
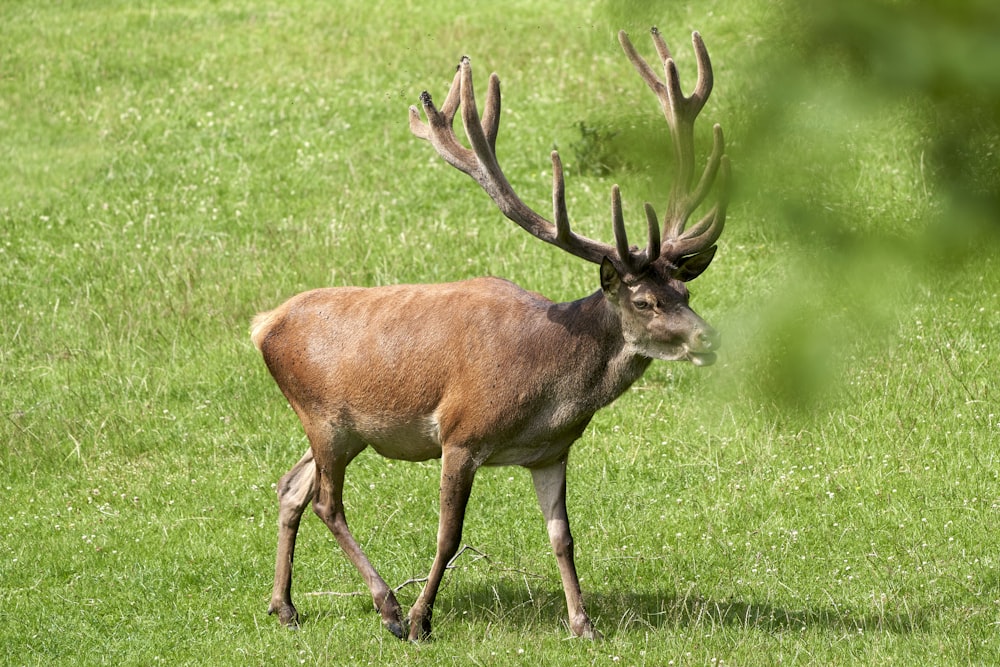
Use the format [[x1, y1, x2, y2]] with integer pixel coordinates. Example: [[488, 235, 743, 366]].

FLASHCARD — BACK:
[[434, 580, 927, 638]]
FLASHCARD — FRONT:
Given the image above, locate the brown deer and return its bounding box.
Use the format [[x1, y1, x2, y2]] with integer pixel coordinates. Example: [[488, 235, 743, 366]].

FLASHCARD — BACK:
[[251, 28, 729, 641]]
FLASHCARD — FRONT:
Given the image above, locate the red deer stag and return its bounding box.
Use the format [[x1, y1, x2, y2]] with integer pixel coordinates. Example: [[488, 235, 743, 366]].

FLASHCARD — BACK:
[[251, 28, 729, 641]]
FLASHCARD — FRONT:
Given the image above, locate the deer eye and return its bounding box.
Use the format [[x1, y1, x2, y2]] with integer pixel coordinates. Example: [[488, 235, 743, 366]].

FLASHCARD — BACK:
[[632, 298, 655, 311]]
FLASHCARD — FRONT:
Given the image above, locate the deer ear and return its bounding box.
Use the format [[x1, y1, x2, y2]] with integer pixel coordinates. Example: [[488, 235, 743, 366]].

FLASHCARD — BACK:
[[675, 246, 717, 282], [600, 257, 621, 295]]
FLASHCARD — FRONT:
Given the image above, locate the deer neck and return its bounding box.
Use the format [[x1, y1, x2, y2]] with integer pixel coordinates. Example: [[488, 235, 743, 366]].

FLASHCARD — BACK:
[[548, 289, 654, 408]]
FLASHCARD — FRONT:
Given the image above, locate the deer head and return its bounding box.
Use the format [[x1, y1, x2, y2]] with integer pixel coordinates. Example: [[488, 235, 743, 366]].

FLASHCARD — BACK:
[[409, 28, 730, 365]]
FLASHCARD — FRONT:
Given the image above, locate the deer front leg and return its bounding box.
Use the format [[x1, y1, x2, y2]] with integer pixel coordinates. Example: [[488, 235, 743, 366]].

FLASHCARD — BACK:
[[531, 459, 600, 640], [407, 448, 478, 641], [268, 450, 317, 627]]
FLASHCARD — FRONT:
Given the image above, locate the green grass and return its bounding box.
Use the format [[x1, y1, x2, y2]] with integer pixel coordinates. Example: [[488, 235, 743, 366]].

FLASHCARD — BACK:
[[2, 0, 999, 665]]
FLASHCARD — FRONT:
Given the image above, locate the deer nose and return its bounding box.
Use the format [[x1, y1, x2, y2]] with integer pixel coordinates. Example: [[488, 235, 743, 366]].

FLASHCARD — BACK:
[[697, 327, 721, 351]]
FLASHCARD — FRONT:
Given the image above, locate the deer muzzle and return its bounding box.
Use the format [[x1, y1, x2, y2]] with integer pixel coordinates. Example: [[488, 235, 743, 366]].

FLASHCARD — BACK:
[[686, 324, 720, 366]]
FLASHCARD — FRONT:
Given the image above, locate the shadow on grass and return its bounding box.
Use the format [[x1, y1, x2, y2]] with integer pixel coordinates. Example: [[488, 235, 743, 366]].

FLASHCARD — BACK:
[[437, 581, 926, 637], [592, 589, 924, 636]]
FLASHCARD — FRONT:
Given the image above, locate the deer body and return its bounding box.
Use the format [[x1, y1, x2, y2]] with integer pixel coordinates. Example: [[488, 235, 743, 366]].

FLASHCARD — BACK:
[[254, 28, 730, 641], [253, 279, 645, 466]]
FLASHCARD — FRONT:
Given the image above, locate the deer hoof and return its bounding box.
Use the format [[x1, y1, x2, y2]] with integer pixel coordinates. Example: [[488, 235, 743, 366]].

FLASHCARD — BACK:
[[376, 592, 406, 639], [406, 613, 432, 642], [268, 603, 300, 629], [383, 617, 407, 640], [572, 617, 602, 641]]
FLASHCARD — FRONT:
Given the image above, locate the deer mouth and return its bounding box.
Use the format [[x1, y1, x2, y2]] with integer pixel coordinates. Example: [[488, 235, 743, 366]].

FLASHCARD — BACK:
[[687, 351, 717, 367]]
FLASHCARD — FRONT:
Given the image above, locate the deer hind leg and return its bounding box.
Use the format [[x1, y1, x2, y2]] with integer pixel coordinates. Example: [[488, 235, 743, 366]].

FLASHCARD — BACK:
[[309, 427, 406, 639], [531, 459, 600, 640], [268, 449, 317, 627], [406, 446, 478, 641]]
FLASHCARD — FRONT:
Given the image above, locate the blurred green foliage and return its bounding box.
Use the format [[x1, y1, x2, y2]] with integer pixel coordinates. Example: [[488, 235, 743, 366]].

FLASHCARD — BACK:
[[596, 0, 1000, 414], [792, 0, 1000, 251], [748, 0, 1000, 411]]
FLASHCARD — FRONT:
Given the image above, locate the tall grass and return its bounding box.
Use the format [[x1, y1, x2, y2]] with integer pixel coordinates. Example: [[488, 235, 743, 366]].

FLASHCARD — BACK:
[[2, 0, 998, 665]]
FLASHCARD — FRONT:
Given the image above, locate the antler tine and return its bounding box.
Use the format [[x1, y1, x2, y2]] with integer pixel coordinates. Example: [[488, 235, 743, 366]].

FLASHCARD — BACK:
[[689, 31, 714, 111], [481, 72, 501, 153], [663, 155, 731, 258], [407, 104, 429, 140], [612, 185, 666, 274], [458, 58, 502, 177], [686, 123, 726, 221], [649, 26, 672, 64], [619, 30, 668, 104], [408, 65, 475, 175], [551, 151, 571, 243], [441, 63, 464, 124], [643, 202, 662, 264], [610, 185, 636, 273]]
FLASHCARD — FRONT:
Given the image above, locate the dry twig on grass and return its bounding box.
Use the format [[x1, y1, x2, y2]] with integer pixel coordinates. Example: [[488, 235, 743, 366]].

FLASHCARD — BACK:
[[302, 545, 543, 598]]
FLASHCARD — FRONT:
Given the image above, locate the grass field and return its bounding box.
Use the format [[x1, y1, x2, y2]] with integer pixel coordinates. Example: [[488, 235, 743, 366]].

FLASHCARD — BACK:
[[2, 0, 999, 664]]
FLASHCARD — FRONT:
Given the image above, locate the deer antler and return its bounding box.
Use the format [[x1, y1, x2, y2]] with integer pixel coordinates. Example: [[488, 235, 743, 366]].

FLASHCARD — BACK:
[[409, 28, 729, 277], [409, 57, 629, 269]]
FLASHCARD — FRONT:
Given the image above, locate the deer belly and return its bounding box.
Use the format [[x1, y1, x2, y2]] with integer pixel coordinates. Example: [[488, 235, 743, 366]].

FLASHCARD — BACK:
[[361, 416, 444, 462], [483, 440, 573, 468]]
